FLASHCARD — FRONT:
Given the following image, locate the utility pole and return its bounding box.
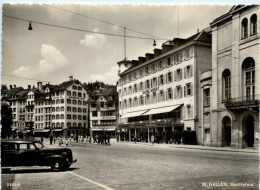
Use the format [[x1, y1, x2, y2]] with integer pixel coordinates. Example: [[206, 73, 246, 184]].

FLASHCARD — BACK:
[[124, 27, 126, 60]]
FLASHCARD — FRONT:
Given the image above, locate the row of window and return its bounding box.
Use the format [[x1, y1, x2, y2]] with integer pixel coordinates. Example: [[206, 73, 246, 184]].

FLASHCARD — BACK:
[[119, 63, 193, 86], [90, 102, 115, 108], [222, 58, 255, 101], [241, 14, 257, 39], [51, 107, 87, 113], [120, 84, 193, 109], [92, 120, 116, 126], [119, 66, 193, 97], [67, 90, 86, 98], [52, 114, 87, 120], [51, 122, 86, 128]]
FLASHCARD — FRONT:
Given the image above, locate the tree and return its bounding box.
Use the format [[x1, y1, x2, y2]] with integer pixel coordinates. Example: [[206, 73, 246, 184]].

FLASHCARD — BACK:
[[1, 103, 13, 138]]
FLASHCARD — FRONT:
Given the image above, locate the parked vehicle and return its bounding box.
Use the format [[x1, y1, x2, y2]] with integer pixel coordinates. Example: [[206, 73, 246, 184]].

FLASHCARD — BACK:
[[1, 139, 77, 172]]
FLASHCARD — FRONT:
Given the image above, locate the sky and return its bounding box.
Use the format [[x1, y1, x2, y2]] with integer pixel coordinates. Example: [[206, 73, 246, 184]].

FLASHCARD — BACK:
[[2, 4, 233, 88]]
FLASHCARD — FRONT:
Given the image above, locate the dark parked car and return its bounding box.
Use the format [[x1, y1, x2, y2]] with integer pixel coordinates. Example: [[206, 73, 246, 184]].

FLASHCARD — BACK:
[[1, 139, 77, 172]]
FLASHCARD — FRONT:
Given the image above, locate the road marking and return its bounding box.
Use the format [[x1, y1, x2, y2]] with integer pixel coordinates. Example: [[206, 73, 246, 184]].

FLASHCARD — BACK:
[[68, 171, 115, 190]]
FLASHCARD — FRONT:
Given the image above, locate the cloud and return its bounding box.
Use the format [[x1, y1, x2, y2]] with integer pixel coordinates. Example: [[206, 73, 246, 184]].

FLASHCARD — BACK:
[[89, 65, 118, 85], [13, 44, 70, 78], [80, 28, 106, 47]]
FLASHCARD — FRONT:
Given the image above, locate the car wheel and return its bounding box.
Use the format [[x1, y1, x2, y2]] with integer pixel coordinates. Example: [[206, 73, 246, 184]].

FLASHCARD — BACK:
[[51, 160, 64, 172]]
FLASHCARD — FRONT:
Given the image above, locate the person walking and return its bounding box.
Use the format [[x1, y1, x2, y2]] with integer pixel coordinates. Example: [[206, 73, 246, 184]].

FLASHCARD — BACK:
[[107, 134, 110, 146], [134, 135, 137, 143], [65, 136, 68, 146], [49, 133, 53, 145], [58, 136, 62, 146], [151, 134, 155, 145]]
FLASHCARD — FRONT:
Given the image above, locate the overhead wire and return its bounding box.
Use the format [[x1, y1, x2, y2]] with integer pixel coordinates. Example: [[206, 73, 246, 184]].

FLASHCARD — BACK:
[[3, 15, 168, 41], [2, 74, 59, 84], [45, 4, 168, 41]]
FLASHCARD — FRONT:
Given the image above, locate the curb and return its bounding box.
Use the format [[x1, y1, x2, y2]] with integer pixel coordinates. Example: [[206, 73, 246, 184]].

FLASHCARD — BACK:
[[115, 141, 259, 154]]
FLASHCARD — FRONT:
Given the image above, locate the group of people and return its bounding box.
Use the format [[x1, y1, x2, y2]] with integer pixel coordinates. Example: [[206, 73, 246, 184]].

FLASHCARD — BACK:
[[93, 133, 111, 145]]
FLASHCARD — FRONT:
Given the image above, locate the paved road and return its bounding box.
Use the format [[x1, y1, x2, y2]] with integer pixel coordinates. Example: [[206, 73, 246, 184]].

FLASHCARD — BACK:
[[2, 142, 259, 190]]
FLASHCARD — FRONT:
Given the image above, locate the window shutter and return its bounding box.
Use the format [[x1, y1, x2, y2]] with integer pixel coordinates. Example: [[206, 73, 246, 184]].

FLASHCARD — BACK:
[[180, 69, 183, 80], [174, 70, 177, 81], [190, 65, 193, 77], [180, 86, 183, 98], [184, 67, 187, 79], [190, 105, 193, 118], [184, 86, 186, 97], [165, 74, 168, 84], [158, 76, 160, 86], [174, 88, 177, 99], [191, 83, 193, 96]]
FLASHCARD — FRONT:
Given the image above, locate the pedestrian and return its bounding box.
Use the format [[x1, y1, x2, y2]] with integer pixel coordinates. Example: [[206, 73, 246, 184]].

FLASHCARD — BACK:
[[65, 137, 68, 146], [134, 135, 137, 143], [151, 134, 155, 145], [58, 136, 61, 146], [76, 134, 78, 142], [41, 135, 43, 143], [107, 134, 110, 145], [49, 133, 53, 145]]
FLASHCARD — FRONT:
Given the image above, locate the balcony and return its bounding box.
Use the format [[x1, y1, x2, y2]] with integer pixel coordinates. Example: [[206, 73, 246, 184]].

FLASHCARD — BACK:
[[224, 95, 259, 109], [100, 116, 116, 120]]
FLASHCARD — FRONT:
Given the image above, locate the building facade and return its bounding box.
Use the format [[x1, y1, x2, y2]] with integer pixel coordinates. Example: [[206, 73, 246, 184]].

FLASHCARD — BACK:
[[117, 29, 212, 143], [3, 77, 89, 138], [87, 87, 118, 142], [199, 5, 259, 149]]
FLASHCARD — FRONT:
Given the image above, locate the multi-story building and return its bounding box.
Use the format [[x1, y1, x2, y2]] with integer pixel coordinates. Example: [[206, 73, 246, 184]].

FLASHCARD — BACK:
[[87, 86, 118, 141], [117, 29, 212, 143], [49, 78, 89, 137], [3, 77, 89, 138], [199, 5, 259, 149]]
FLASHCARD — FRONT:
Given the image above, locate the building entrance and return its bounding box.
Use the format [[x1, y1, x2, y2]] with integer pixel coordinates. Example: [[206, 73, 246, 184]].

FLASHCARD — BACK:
[[222, 116, 231, 146], [243, 115, 254, 147]]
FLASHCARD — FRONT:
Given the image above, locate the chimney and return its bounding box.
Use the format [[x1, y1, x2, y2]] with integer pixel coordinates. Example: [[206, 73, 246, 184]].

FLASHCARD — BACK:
[[69, 76, 73, 81], [10, 85, 12, 89], [38, 82, 43, 91], [28, 85, 31, 89], [197, 29, 199, 33], [14, 84, 16, 88]]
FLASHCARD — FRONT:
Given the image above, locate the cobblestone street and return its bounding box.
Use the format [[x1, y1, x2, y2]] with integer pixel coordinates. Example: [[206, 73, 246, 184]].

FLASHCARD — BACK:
[[2, 140, 259, 190]]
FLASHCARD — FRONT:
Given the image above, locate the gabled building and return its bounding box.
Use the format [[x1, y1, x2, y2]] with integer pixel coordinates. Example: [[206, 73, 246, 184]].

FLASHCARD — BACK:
[[87, 86, 118, 141], [3, 77, 89, 138], [117, 28, 212, 143], [200, 5, 259, 149]]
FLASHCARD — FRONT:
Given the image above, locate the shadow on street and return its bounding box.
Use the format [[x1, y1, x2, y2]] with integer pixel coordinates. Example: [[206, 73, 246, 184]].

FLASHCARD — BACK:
[[2, 167, 79, 174]]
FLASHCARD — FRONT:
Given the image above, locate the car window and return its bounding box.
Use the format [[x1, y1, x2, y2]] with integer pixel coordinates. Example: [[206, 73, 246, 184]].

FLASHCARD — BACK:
[[34, 142, 44, 149], [19, 143, 36, 150], [2, 143, 17, 150]]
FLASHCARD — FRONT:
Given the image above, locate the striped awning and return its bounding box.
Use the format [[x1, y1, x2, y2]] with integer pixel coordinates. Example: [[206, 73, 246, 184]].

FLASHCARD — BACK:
[[143, 104, 182, 115], [121, 110, 149, 118]]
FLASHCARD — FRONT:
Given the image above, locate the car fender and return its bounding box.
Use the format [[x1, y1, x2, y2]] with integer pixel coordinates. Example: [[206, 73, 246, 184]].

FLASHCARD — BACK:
[[40, 155, 66, 166]]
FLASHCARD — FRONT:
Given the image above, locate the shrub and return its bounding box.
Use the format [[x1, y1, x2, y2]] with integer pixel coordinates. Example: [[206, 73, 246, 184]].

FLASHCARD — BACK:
[[182, 130, 197, 145]]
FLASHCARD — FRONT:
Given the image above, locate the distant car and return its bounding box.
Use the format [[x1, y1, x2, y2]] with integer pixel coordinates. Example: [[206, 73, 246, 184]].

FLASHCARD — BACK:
[[1, 139, 77, 172]]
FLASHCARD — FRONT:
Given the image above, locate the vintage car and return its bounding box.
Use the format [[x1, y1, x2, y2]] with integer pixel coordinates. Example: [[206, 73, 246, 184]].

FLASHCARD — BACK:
[[1, 139, 77, 172]]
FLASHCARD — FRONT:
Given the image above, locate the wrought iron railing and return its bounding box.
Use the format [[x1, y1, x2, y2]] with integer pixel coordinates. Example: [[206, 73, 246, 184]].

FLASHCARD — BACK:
[[224, 94, 259, 106]]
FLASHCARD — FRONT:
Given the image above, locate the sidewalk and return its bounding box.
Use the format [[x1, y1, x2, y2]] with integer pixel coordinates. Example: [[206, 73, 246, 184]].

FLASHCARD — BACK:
[[42, 138, 259, 153], [115, 139, 259, 153]]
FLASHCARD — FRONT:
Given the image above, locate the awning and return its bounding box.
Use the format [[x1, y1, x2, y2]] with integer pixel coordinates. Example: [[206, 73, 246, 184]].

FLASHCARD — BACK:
[[91, 129, 115, 131], [34, 129, 50, 133], [143, 104, 182, 115], [121, 110, 149, 118], [52, 129, 63, 132]]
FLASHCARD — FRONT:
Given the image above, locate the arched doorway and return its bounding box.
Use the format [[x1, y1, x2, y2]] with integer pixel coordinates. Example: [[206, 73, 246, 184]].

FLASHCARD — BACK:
[[222, 116, 231, 146], [243, 115, 254, 147]]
